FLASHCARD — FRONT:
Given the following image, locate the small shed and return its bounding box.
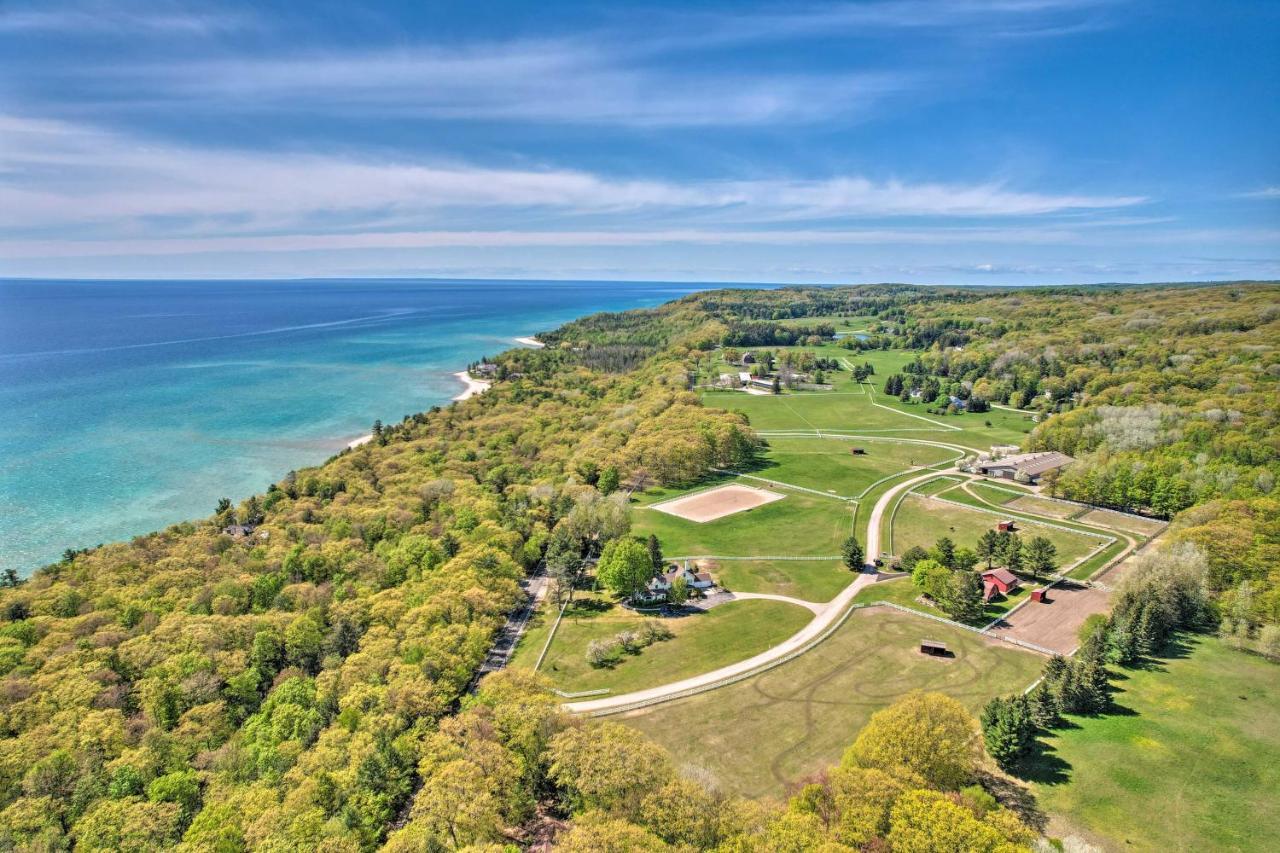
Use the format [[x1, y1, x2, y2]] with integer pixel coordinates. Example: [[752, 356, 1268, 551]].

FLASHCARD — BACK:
[[850, 447, 866, 455], [920, 639, 948, 657], [1031, 588, 1048, 603], [996, 520, 1016, 532]]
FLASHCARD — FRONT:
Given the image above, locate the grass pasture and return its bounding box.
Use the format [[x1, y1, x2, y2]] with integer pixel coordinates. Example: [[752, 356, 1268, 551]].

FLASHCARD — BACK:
[[1030, 635, 1280, 852], [1075, 508, 1167, 536], [715, 558, 852, 602], [621, 606, 1043, 798], [508, 591, 811, 695], [890, 493, 1104, 569], [700, 388, 931, 433], [753, 435, 958, 498], [632, 481, 853, 558]]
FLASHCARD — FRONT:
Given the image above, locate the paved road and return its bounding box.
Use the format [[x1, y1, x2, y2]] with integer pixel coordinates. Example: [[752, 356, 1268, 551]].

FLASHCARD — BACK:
[[566, 468, 950, 715]]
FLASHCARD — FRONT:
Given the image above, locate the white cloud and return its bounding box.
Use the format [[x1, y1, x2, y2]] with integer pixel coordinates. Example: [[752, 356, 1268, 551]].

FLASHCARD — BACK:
[[0, 1, 254, 35], [1239, 186, 1280, 199], [0, 115, 1146, 239]]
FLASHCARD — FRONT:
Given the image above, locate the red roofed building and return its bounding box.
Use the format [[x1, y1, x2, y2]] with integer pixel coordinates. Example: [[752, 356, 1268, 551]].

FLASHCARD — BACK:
[[981, 568, 1020, 601]]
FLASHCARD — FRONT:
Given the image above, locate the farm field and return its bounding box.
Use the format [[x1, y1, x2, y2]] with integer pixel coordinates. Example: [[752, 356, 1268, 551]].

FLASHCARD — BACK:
[[508, 592, 811, 695], [1031, 635, 1280, 852], [700, 387, 933, 432], [1075, 508, 1167, 536], [620, 606, 1044, 798], [714, 558, 852, 602], [632, 481, 853, 558], [752, 435, 958, 497], [891, 493, 1106, 569], [967, 481, 1081, 519]]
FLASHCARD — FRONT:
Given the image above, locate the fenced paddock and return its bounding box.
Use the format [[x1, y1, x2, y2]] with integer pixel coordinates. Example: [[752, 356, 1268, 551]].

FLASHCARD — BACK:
[[650, 483, 785, 523]]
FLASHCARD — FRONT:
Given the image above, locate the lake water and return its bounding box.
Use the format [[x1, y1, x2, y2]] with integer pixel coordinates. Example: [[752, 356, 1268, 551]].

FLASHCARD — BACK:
[[0, 278, 732, 574]]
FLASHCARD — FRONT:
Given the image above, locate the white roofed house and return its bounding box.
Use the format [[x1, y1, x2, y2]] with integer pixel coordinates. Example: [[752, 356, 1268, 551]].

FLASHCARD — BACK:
[[636, 562, 715, 603]]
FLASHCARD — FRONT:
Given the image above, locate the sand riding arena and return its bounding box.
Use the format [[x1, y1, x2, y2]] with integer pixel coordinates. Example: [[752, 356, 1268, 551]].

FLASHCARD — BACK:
[[650, 484, 786, 523]]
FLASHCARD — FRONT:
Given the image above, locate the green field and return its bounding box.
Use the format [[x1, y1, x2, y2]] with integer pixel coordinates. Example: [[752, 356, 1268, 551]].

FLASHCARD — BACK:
[[508, 592, 812, 694], [890, 493, 1105, 569], [632, 482, 854, 558], [753, 435, 958, 497], [700, 387, 933, 432], [620, 606, 1043, 798], [714, 558, 852, 602], [1031, 635, 1280, 852]]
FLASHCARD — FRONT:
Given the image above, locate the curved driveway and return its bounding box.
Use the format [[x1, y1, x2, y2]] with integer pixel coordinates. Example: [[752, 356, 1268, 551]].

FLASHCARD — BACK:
[[565, 468, 953, 715]]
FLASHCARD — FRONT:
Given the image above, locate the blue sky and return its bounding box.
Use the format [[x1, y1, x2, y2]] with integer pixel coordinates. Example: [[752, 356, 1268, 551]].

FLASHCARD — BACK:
[[1, 0, 1277, 284]]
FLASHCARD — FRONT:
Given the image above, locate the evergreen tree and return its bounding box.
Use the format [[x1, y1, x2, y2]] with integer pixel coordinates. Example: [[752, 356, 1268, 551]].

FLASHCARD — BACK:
[[1025, 536, 1057, 580], [976, 530, 1000, 570], [932, 537, 956, 569], [947, 571, 984, 623], [841, 535, 865, 572], [646, 534, 664, 572], [980, 695, 1035, 769]]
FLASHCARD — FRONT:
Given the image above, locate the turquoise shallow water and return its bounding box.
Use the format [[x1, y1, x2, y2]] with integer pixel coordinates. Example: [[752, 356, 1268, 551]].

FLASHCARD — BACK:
[[0, 278, 728, 574]]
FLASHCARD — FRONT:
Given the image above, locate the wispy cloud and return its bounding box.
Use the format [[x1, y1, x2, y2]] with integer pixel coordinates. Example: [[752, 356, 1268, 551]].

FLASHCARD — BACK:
[[0, 115, 1146, 239], [0, 1, 255, 35], [1239, 186, 1280, 199], [46, 43, 914, 127]]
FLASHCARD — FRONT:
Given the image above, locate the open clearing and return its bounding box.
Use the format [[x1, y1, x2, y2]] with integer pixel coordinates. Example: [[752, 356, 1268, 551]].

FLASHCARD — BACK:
[[633, 482, 852, 558], [1030, 635, 1280, 852], [1076, 508, 1167, 536], [891, 493, 1103, 568], [754, 435, 957, 497], [620, 606, 1043, 798], [651, 483, 785, 522], [715, 558, 851, 603], [987, 580, 1110, 654], [1007, 494, 1081, 519], [509, 592, 811, 695]]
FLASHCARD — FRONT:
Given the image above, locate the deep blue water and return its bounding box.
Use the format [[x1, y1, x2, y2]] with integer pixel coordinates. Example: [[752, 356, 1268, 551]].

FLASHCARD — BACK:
[[0, 278, 734, 574]]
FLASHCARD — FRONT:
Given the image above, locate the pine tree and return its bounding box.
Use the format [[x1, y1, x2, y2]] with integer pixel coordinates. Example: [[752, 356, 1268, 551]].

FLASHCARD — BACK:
[[1026, 536, 1057, 580], [947, 571, 985, 623], [646, 534, 664, 572], [841, 535, 865, 572], [980, 695, 1035, 769]]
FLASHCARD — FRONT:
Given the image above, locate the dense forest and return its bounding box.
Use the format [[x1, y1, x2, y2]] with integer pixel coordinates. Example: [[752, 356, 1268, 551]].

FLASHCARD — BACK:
[[0, 282, 1275, 850]]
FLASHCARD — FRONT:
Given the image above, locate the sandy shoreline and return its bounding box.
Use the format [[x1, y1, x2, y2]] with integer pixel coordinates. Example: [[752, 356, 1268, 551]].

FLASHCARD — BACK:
[[453, 370, 492, 401], [514, 335, 545, 348], [345, 358, 498, 450]]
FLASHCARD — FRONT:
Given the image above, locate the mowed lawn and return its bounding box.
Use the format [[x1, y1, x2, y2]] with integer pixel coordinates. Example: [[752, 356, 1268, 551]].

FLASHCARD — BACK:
[[754, 436, 957, 498], [891, 493, 1104, 568], [1031, 635, 1280, 852], [715, 559, 852, 603], [632, 484, 853, 558], [621, 606, 1043, 798], [507, 592, 811, 695]]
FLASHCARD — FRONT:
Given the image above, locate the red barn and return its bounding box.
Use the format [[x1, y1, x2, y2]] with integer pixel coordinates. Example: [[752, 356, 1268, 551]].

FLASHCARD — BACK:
[[996, 520, 1016, 532], [981, 568, 1020, 601]]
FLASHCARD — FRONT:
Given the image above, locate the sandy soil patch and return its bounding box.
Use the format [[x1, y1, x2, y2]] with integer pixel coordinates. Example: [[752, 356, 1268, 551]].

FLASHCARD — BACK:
[[651, 484, 786, 523], [987, 580, 1111, 654]]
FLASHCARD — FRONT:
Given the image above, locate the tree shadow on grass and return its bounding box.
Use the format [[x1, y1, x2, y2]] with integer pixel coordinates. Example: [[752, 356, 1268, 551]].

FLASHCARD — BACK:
[[977, 770, 1051, 833], [1013, 738, 1072, 787]]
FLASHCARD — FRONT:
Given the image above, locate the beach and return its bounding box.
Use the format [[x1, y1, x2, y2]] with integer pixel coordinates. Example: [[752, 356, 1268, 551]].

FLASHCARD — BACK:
[[514, 336, 545, 347], [453, 370, 492, 401]]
